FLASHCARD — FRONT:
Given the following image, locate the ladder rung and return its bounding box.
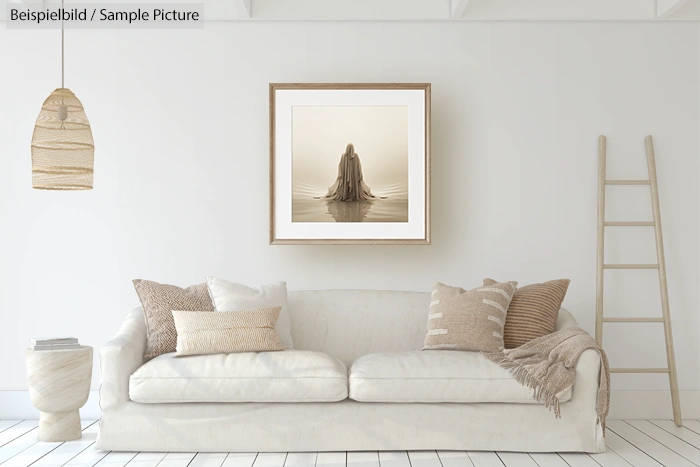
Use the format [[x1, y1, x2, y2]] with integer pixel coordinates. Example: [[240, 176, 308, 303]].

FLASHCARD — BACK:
[[603, 317, 665, 323], [605, 180, 651, 185], [604, 264, 660, 269], [610, 368, 669, 374], [604, 221, 655, 227]]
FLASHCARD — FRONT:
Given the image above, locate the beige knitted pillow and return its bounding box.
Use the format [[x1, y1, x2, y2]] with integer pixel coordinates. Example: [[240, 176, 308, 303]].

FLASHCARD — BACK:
[[172, 307, 284, 356], [484, 278, 570, 349], [133, 280, 216, 359], [423, 281, 517, 352]]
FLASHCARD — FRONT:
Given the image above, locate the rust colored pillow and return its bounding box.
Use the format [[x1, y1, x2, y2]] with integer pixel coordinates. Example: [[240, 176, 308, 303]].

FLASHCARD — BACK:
[[484, 278, 570, 349]]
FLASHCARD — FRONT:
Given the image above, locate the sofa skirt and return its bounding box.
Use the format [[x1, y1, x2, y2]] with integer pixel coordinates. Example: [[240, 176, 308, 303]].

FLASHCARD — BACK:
[[96, 398, 605, 453]]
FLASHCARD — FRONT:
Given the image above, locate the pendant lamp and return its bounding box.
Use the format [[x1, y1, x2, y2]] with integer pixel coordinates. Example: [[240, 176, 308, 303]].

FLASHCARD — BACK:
[[31, 2, 94, 191]]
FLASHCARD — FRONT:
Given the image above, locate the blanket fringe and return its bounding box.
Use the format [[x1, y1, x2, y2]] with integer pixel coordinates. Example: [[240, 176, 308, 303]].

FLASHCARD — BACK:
[[482, 328, 610, 437], [483, 352, 562, 418]]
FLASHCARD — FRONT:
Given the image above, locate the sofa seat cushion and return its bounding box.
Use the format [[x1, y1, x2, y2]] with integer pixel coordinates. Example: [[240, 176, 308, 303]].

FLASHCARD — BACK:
[[349, 351, 571, 404], [130, 350, 348, 403]]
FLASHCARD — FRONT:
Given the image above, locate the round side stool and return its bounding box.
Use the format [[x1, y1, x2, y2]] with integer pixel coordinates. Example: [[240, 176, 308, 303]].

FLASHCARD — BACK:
[[25, 346, 93, 441]]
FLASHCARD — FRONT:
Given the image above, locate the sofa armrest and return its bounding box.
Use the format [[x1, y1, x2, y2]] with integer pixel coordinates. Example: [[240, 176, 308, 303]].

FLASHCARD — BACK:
[[555, 309, 604, 415], [99, 307, 147, 409], [573, 348, 602, 409]]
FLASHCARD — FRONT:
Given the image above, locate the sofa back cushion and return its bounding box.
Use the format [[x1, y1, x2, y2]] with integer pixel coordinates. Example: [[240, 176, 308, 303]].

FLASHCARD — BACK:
[[287, 290, 430, 365], [206, 278, 294, 349], [128, 292, 579, 367]]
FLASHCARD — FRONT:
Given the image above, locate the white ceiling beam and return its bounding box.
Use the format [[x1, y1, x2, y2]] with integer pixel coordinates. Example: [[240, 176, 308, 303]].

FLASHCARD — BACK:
[[451, 0, 470, 19], [656, 0, 690, 17], [234, 0, 251, 19]]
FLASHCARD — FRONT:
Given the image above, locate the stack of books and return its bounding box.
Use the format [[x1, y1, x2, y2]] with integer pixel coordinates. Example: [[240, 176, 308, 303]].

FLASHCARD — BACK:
[[29, 337, 80, 351]]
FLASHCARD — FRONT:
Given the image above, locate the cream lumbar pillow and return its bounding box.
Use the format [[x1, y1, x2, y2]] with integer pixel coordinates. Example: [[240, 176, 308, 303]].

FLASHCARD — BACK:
[[206, 278, 294, 349], [172, 307, 284, 356], [423, 281, 517, 352]]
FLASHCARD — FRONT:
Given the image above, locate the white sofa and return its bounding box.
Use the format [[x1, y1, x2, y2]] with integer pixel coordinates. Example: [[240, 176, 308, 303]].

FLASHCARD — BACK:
[[97, 289, 605, 453]]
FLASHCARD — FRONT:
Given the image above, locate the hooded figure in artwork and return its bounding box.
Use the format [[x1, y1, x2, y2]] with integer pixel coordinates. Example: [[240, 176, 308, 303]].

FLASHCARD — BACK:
[[324, 143, 376, 201]]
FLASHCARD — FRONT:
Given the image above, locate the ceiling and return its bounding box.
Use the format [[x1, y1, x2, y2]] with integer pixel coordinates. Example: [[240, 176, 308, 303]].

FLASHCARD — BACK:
[[2, 0, 700, 22]]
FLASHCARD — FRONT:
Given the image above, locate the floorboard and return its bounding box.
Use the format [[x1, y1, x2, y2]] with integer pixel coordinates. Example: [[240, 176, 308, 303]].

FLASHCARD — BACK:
[[0, 421, 39, 448], [7, 418, 700, 467], [347, 451, 379, 467], [626, 419, 700, 464], [437, 451, 475, 467], [3, 420, 99, 467], [159, 452, 198, 467], [495, 452, 538, 467], [222, 453, 259, 467], [608, 420, 695, 467], [127, 452, 169, 467], [316, 452, 346, 467], [407, 451, 441, 467], [189, 453, 229, 467], [0, 421, 22, 433], [62, 444, 110, 467], [284, 452, 317, 467], [558, 452, 606, 467], [92, 451, 138, 467], [254, 453, 288, 467], [527, 453, 568, 466], [603, 429, 663, 467], [585, 447, 633, 467], [0, 424, 41, 464], [31, 440, 95, 467], [682, 420, 700, 436], [650, 420, 700, 450], [1, 439, 62, 467], [377, 451, 410, 467], [467, 452, 505, 467]]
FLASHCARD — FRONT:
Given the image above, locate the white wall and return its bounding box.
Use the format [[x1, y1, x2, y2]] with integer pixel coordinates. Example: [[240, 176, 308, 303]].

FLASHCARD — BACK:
[[0, 22, 698, 396]]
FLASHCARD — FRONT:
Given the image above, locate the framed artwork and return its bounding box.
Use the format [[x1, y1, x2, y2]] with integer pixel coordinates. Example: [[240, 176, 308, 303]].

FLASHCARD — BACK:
[[269, 83, 431, 245]]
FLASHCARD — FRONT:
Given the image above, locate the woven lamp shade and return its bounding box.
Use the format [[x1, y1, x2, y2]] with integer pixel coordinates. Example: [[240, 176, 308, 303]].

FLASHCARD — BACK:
[[31, 88, 94, 190]]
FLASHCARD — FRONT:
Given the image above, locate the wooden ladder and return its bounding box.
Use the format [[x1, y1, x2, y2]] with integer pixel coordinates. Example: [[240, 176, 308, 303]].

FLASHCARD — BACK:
[[596, 135, 681, 426]]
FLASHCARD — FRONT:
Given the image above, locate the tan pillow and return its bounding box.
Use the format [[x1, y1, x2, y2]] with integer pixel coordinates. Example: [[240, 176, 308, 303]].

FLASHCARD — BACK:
[[172, 307, 285, 356], [423, 281, 517, 352], [484, 278, 570, 349], [133, 279, 215, 359]]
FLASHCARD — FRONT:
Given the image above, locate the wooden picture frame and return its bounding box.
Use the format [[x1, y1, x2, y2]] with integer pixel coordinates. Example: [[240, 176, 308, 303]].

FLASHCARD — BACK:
[[270, 83, 431, 245]]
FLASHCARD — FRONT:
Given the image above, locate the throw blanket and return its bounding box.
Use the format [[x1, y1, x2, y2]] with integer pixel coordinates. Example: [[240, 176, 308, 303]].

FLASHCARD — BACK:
[[483, 327, 610, 431]]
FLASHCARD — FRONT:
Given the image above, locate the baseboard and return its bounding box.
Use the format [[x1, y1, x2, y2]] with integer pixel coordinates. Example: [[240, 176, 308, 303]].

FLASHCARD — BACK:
[[608, 391, 700, 420], [0, 390, 697, 420]]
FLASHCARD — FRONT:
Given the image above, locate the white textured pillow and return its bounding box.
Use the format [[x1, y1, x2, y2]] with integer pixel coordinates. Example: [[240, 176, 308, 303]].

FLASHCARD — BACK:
[[205, 277, 294, 349]]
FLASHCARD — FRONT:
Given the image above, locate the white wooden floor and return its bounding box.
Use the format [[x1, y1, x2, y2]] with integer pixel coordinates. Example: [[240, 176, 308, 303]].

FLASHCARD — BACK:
[[3, 419, 700, 467]]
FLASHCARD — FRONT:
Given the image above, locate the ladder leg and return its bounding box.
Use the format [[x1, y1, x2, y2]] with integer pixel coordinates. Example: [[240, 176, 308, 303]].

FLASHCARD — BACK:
[[646, 135, 682, 426], [595, 135, 606, 345]]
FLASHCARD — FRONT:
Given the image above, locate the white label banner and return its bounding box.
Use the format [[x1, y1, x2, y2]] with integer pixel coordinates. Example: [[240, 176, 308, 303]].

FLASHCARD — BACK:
[[6, 4, 204, 29]]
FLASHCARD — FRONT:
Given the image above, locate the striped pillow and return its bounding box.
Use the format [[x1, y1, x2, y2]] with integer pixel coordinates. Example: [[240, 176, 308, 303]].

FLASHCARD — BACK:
[[423, 281, 517, 352], [172, 307, 284, 356], [484, 278, 570, 349]]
